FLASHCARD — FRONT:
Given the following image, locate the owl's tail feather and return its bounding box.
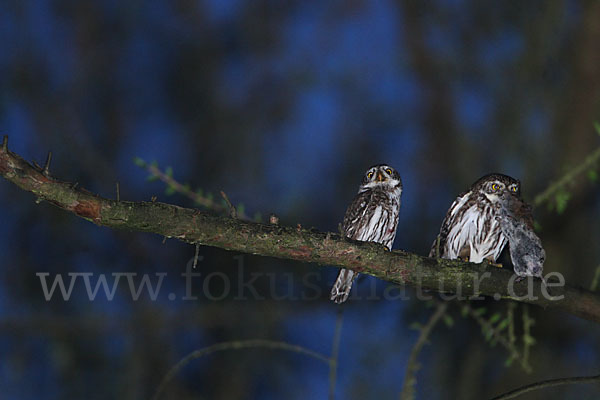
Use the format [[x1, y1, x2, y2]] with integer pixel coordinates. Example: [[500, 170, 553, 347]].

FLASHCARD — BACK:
[[330, 269, 356, 304]]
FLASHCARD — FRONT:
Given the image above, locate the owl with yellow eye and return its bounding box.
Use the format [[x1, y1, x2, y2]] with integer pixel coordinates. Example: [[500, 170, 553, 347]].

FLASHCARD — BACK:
[[429, 173, 523, 263], [330, 164, 402, 303]]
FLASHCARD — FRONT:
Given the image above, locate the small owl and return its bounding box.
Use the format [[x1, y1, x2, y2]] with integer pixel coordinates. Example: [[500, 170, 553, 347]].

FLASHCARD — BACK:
[[429, 173, 521, 263], [495, 192, 545, 281], [330, 164, 402, 304]]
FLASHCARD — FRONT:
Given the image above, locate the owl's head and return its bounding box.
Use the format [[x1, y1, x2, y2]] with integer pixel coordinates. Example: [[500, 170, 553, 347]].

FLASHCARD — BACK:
[[359, 164, 402, 192], [471, 173, 521, 202]]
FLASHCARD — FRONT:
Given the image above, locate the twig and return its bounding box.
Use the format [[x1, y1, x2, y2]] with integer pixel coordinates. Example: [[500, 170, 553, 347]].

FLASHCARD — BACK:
[[220, 190, 237, 218], [463, 303, 523, 369], [521, 305, 534, 372], [137, 159, 252, 220], [1, 135, 7, 152], [328, 308, 344, 400], [192, 244, 200, 269], [43, 152, 52, 176], [489, 373, 600, 400], [152, 339, 330, 400], [399, 301, 448, 400], [507, 302, 516, 349], [115, 182, 120, 202], [533, 145, 600, 207]]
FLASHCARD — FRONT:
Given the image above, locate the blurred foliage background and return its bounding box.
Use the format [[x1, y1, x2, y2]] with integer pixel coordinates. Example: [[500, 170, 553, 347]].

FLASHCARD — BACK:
[[1, 0, 600, 399]]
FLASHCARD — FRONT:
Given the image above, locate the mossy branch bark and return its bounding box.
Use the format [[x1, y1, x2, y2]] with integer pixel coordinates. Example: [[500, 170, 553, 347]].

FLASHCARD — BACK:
[[2, 139, 600, 323]]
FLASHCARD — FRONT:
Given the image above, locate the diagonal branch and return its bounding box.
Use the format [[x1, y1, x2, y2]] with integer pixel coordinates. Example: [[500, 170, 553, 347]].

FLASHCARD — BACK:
[[399, 301, 448, 400], [2, 138, 600, 323], [489, 373, 600, 400], [533, 145, 600, 208]]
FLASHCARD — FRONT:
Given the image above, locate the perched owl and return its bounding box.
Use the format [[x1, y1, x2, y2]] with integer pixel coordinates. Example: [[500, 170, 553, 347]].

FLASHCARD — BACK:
[[330, 164, 402, 304], [495, 192, 545, 280], [429, 173, 521, 263]]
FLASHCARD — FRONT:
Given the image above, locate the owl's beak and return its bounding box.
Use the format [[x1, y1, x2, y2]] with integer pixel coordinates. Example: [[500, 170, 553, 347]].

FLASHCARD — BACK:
[[376, 171, 385, 182]]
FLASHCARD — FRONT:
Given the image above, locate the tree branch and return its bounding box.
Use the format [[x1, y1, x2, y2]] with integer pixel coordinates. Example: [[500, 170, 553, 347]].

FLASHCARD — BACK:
[[2, 138, 600, 323], [533, 144, 600, 208], [400, 301, 448, 400], [489, 373, 600, 400], [152, 339, 331, 400]]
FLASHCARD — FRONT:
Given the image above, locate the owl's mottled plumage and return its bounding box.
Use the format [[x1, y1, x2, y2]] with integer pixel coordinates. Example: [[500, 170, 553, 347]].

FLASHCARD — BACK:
[[430, 173, 521, 263], [495, 193, 545, 280], [330, 164, 402, 304]]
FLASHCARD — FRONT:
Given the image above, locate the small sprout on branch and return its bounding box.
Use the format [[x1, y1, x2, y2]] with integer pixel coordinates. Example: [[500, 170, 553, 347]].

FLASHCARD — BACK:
[[269, 213, 279, 225], [146, 174, 159, 182], [133, 157, 146, 167], [165, 185, 176, 196], [442, 314, 454, 328], [219, 190, 237, 218], [554, 190, 570, 215], [42, 151, 52, 176]]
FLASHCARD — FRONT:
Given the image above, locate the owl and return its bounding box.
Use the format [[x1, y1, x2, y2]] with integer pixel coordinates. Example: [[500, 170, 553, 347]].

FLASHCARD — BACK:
[[495, 192, 545, 281], [429, 173, 521, 263], [330, 164, 403, 304]]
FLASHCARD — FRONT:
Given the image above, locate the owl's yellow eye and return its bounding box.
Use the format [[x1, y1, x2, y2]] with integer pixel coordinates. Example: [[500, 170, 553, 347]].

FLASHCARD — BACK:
[[367, 171, 374, 179], [385, 168, 393, 175], [491, 184, 499, 191], [511, 186, 517, 192]]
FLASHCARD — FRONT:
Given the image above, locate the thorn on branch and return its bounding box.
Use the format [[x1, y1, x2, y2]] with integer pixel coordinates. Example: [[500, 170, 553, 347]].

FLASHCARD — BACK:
[[33, 161, 42, 170], [2, 135, 7, 152], [43, 152, 52, 176], [162, 236, 167, 244], [269, 213, 279, 225], [297, 223, 302, 232], [71, 182, 79, 190], [151, 196, 157, 202], [220, 190, 237, 218], [115, 182, 120, 202]]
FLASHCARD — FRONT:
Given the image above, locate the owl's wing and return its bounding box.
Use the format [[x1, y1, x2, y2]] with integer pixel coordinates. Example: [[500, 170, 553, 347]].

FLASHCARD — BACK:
[[341, 190, 372, 240], [429, 191, 472, 257]]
